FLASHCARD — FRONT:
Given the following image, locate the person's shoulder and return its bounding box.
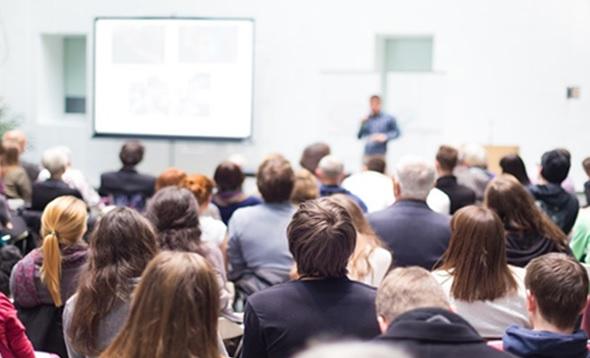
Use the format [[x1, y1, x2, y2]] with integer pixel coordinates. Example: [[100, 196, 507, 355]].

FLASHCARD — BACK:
[[248, 280, 299, 306], [242, 196, 262, 205]]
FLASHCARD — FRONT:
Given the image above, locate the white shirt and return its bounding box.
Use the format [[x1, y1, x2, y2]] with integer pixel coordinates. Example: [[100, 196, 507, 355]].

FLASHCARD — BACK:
[[342, 171, 394, 213], [200, 216, 227, 246], [426, 188, 451, 215], [432, 266, 530, 338], [348, 246, 392, 287]]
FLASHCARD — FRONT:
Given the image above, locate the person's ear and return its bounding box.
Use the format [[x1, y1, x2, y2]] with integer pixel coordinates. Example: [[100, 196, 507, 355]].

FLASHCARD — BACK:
[[377, 315, 389, 334], [393, 178, 401, 198], [526, 290, 536, 315], [315, 168, 322, 178]]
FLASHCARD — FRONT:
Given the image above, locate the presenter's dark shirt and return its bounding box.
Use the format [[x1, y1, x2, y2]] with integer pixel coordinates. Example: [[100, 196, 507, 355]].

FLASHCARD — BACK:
[[241, 278, 380, 358], [357, 112, 400, 155]]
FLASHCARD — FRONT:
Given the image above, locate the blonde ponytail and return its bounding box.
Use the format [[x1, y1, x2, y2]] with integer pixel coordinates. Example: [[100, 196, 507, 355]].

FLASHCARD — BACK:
[[40, 231, 63, 306], [39, 196, 88, 307]]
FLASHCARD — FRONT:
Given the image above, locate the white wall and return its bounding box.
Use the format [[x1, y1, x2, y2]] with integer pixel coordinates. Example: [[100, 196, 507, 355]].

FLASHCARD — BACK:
[[0, 0, 589, 186]]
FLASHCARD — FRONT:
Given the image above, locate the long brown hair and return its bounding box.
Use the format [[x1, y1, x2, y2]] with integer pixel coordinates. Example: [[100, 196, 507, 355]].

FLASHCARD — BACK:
[[67, 207, 159, 356], [328, 195, 385, 281], [101, 251, 220, 358], [484, 175, 567, 249], [439, 206, 517, 302], [40, 196, 87, 306]]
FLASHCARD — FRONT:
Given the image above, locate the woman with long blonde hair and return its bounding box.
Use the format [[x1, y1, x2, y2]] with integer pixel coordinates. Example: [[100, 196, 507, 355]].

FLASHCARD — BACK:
[[101, 251, 221, 358], [328, 194, 392, 286], [10, 196, 88, 357], [11, 195, 88, 308]]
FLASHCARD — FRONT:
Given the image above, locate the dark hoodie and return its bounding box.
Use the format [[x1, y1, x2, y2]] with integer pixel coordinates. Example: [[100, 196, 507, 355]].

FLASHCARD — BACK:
[[376, 307, 513, 358], [505, 231, 570, 267], [503, 325, 589, 358], [529, 183, 579, 234]]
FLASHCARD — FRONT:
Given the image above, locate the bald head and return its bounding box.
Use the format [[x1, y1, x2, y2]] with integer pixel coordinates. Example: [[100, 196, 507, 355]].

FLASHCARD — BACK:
[[2, 130, 27, 153]]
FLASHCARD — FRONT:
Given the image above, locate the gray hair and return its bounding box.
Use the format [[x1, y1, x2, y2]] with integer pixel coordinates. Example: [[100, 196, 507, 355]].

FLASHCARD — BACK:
[[295, 342, 409, 358], [41, 146, 70, 176], [394, 156, 435, 200], [460, 143, 487, 168], [317, 155, 344, 179], [377, 267, 450, 324]]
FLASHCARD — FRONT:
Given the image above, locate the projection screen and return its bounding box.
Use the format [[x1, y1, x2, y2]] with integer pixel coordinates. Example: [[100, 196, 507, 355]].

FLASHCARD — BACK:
[[93, 17, 254, 139]]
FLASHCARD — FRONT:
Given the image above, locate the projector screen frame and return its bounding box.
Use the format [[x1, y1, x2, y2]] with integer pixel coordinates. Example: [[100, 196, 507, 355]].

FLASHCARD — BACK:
[[91, 16, 256, 142]]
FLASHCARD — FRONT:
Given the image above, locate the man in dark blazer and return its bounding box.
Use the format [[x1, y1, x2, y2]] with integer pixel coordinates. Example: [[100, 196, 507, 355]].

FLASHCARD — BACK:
[[435, 145, 476, 214], [99, 140, 156, 210], [368, 156, 451, 270], [375, 267, 512, 358], [31, 148, 82, 211]]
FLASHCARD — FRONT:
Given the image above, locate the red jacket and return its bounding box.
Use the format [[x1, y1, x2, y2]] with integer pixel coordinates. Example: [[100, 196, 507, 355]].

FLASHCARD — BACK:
[[0, 293, 35, 358]]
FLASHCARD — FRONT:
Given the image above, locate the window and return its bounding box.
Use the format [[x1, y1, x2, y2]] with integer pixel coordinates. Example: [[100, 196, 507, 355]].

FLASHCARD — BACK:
[[63, 36, 87, 114], [382, 37, 433, 72]]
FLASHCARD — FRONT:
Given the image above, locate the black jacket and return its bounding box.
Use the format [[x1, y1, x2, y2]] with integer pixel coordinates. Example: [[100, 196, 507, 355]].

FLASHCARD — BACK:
[[31, 179, 83, 211], [368, 200, 451, 270], [436, 175, 477, 214], [242, 278, 380, 358], [376, 308, 513, 358], [530, 183, 579, 234], [99, 168, 156, 210], [505, 230, 570, 267]]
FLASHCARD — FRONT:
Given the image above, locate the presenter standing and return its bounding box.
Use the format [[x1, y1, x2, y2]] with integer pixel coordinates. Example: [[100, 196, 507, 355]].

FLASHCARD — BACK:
[[357, 95, 400, 156]]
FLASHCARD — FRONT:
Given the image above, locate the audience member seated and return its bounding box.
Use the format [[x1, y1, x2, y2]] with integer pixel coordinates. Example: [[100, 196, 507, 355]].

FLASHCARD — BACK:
[[435, 145, 476, 213], [291, 169, 319, 204], [316, 155, 368, 212], [155, 167, 187, 191], [529, 149, 579, 234], [181, 174, 227, 247], [486, 175, 570, 267], [63, 208, 158, 358], [212, 161, 262, 225], [38, 146, 102, 212], [299, 142, 331, 175], [375, 267, 512, 357], [227, 156, 296, 296], [0, 292, 36, 358], [242, 198, 380, 358], [295, 342, 407, 358], [145, 186, 235, 321], [101, 251, 223, 358], [0, 243, 22, 296], [502, 254, 590, 357], [500, 154, 531, 186], [2, 130, 40, 183], [329, 195, 391, 287], [432, 206, 529, 338], [455, 143, 493, 201], [10, 197, 88, 357], [368, 156, 451, 270], [1, 143, 32, 203], [583, 157, 590, 206], [32, 147, 83, 212], [341, 156, 394, 213], [99, 140, 156, 211]]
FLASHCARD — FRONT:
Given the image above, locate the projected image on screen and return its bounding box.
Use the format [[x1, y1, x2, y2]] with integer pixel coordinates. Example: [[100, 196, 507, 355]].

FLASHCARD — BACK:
[[94, 18, 254, 139]]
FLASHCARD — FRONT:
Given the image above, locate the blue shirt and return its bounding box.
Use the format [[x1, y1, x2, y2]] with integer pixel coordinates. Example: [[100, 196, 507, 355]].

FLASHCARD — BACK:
[[227, 202, 296, 277], [319, 184, 368, 213], [357, 112, 400, 155]]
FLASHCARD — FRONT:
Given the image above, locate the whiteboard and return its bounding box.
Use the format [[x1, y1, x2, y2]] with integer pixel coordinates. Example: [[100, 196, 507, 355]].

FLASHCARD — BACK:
[[93, 18, 254, 139]]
